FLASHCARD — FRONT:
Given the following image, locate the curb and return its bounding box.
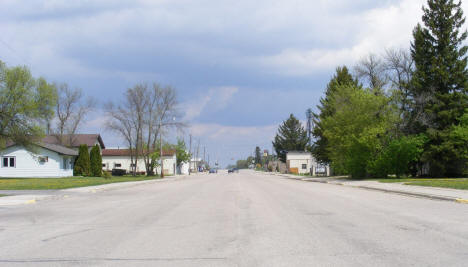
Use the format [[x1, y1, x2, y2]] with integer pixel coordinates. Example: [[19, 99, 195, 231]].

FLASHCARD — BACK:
[[287, 176, 468, 204], [64, 175, 188, 194], [351, 185, 456, 202], [0, 176, 190, 206]]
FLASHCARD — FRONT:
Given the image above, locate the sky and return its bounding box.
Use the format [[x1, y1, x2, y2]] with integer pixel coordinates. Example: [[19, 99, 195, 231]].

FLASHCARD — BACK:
[[1, 0, 463, 167]]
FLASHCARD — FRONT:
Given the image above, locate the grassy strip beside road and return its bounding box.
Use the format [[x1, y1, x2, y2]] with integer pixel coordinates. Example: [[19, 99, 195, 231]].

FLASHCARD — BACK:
[[378, 178, 468, 190], [0, 176, 161, 190]]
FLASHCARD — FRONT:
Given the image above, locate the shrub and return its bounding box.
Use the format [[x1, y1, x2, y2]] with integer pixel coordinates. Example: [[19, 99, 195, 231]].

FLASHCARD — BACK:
[[102, 171, 112, 179], [90, 144, 102, 177], [74, 144, 90, 176], [374, 135, 427, 178]]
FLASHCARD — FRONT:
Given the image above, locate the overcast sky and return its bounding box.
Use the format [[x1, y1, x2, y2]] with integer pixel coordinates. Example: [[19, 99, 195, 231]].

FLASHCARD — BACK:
[[1, 0, 463, 167]]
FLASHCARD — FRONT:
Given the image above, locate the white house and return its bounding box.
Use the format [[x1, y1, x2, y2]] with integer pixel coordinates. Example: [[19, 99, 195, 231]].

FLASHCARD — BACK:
[[102, 149, 177, 176], [286, 151, 330, 176], [0, 143, 78, 178]]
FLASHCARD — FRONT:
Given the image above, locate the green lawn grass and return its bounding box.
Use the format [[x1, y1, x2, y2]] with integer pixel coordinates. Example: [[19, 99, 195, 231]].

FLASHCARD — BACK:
[[377, 178, 468, 190], [0, 176, 161, 190]]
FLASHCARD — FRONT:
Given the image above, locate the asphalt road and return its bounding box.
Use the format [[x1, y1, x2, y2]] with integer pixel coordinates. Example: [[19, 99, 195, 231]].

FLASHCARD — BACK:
[[0, 170, 467, 267]]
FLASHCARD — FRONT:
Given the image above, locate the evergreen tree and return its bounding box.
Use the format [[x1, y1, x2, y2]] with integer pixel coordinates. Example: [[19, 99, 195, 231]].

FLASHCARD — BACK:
[[74, 144, 90, 176], [311, 66, 360, 164], [410, 0, 468, 177], [90, 144, 102, 177], [255, 146, 262, 164], [273, 114, 308, 163]]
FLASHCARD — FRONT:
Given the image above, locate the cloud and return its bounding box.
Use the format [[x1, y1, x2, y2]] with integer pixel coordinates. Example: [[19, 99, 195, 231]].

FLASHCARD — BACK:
[[255, 0, 423, 76], [3, 0, 463, 166], [182, 86, 238, 121]]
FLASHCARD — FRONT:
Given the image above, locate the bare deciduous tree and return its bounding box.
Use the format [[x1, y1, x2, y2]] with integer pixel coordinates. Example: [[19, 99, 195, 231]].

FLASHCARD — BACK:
[[106, 83, 184, 176], [54, 83, 96, 145], [383, 48, 415, 133], [354, 53, 388, 94], [105, 100, 138, 175], [142, 83, 184, 176]]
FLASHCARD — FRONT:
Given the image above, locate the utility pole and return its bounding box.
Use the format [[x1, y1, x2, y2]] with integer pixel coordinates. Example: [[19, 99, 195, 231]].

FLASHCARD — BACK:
[[203, 146, 206, 166], [189, 134, 192, 175], [196, 140, 200, 172], [159, 121, 164, 178], [306, 108, 314, 148]]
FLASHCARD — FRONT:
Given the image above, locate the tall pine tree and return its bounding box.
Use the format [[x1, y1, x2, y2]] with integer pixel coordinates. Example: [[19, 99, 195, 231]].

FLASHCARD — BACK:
[[255, 146, 262, 164], [311, 66, 360, 164], [90, 144, 102, 177], [273, 114, 308, 163], [410, 0, 468, 177], [74, 144, 91, 177]]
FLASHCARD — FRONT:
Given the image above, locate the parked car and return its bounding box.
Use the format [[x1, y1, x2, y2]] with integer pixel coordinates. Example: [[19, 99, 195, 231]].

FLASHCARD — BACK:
[[111, 168, 126, 176], [209, 169, 217, 173], [228, 168, 239, 173]]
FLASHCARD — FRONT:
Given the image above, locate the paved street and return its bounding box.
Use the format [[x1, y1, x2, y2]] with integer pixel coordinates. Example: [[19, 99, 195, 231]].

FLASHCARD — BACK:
[[1, 170, 468, 267]]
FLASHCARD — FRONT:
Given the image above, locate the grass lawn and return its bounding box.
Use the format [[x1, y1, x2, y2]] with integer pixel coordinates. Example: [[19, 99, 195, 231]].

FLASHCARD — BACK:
[[0, 176, 161, 190], [377, 178, 468, 190]]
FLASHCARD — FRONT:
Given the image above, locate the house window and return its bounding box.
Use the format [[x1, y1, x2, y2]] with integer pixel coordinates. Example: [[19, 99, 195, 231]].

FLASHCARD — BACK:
[[2, 157, 15, 168], [63, 158, 68, 169], [114, 163, 122, 168], [302, 164, 307, 170], [102, 163, 106, 167]]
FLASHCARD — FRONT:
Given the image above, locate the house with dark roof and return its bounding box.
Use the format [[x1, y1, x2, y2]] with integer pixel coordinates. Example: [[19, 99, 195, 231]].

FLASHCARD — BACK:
[[0, 142, 78, 178], [0, 134, 105, 178], [102, 148, 177, 175]]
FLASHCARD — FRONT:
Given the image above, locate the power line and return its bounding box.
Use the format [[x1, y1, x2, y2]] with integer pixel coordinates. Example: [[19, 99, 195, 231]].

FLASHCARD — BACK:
[[0, 38, 31, 66]]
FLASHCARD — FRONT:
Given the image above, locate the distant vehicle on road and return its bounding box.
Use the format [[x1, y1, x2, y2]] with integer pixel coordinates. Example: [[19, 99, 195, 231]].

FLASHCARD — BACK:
[[209, 169, 217, 174], [228, 168, 239, 173]]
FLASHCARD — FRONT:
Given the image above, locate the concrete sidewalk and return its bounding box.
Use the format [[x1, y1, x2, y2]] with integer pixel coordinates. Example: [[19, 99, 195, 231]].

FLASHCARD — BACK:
[[267, 172, 468, 204], [0, 175, 188, 206]]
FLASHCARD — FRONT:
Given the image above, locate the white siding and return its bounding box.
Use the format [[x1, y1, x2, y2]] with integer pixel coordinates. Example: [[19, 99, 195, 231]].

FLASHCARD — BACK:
[[155, 155, 177, 176], [102, 156, 146, 173], [102, 154, 177, 175], [179, 161, 190, 175], [0, 146, 74, 178], [286, 152, 315, 174], [286, 152, 330, 176]]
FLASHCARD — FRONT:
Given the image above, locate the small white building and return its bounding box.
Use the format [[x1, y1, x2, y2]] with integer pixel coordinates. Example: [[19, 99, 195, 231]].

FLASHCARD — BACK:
[[286, 151, 330, 176], [286, 151, 315, 174], [178, 161, 190, 175], [102, 149, 177, 176], [188, 157, 203, 173], [0, 143, 77, 178], [156, 152, 177, 176]]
